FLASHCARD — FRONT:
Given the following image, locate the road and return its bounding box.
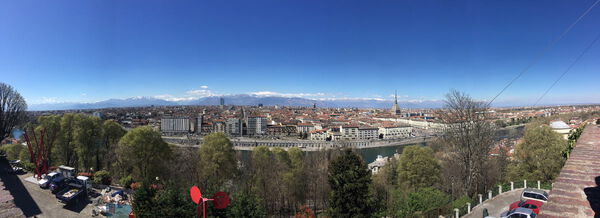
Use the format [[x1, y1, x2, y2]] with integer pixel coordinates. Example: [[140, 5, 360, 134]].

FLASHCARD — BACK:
[[463, 189, 523, 218]]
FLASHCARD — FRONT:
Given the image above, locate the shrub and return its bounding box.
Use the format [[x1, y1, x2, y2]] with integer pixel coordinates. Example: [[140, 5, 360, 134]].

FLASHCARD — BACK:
[[120, 175, 135, 189], [452, 195, 472, 214], [22, 161, 35, 172], [93, 170, 111, 185]]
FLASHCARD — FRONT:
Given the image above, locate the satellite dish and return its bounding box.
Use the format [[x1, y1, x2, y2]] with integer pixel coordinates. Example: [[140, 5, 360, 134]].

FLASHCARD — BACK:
[[212, 192, 230, 209]]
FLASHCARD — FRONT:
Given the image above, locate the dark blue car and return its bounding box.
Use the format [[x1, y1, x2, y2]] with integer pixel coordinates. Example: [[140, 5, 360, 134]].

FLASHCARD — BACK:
[[49, 174, 66, 193]]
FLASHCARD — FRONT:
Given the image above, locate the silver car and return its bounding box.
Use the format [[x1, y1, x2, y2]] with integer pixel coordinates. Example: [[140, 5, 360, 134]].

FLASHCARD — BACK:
[[520, 188, 549, 203], [500, 207, 536, 218]]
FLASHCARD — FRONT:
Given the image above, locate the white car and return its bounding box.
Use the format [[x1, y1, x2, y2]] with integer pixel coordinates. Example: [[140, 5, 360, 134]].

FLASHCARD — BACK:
[[38, 172, 61, 188]]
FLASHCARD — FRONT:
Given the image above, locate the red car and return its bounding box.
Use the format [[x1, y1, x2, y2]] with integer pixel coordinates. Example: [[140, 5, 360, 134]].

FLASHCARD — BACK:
[[509, 199, 543, 214]]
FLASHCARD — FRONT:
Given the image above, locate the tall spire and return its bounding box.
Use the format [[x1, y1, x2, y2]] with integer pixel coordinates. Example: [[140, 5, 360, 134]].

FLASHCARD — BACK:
[[391, 90, 401, 116]]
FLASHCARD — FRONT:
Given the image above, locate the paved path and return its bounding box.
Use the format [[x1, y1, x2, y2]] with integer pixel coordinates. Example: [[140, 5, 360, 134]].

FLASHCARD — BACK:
[[463, 189, 524, 218]]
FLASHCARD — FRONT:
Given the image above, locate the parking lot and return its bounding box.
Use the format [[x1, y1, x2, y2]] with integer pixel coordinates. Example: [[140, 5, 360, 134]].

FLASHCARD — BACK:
[[19, 173, 97, 218], [0, 159, 96, 218]]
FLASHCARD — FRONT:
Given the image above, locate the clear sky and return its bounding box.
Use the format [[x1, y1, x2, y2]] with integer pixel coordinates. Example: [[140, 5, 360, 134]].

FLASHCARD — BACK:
[[1, 0, 599, 106]]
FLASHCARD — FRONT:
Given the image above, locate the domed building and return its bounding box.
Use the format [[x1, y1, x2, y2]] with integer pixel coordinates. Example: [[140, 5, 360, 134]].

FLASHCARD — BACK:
[[550, 120, 571, 139]]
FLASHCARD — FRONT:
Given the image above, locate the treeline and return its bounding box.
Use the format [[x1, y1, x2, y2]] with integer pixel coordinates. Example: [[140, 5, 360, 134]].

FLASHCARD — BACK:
[[2, 114, 126, 175]]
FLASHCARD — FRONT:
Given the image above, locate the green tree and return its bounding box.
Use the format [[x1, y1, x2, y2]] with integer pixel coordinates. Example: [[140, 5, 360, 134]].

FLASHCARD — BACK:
[[18, 148, 30, 163], [251, 146, 273, 211], [392, 187, 451, 217], [73, 115, 103, 171], [284, 147, 307, 209], [153, 183, 196, 217], [117, 126, 172, 181], [507, 125, 567, 182], [397, 146, 441, 190], [372, 155, 399, 215], [198, 132, 237, 191], [132, 181, 158, 217], [102, 120, 126, 171], [328, 149, 373, 217], [35, 115, 62, 167], [54, 113, 77, 167], [1, 144, 24, 160], [227, 191, 267, 218]]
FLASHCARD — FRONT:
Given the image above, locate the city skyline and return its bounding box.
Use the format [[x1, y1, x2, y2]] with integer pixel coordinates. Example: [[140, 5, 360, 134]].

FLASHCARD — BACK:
[[2, 0, 600, 108]]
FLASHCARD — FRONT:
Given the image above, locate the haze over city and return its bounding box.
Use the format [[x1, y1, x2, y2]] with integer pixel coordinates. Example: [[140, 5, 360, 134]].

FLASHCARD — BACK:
[[2, 0, 600, 110]]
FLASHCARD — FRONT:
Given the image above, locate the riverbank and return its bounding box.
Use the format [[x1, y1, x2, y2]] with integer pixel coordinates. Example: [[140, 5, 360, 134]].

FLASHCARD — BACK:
[[170, 136, 434, 151]]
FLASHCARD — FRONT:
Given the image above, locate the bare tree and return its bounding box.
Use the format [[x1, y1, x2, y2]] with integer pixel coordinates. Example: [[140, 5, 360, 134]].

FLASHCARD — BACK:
[[437, 90, 495, 196], [0, 83, 27, 141]]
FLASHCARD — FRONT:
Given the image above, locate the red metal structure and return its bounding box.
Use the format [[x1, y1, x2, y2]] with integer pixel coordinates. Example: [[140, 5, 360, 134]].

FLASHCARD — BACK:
[[23, 127, 56, 180], [190, 186, 230, 218]]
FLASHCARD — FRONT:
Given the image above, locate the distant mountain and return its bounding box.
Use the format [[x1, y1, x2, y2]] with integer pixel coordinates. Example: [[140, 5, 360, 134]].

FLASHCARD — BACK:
[[28, 97, 177, 111], [28, 95, 445, 111]]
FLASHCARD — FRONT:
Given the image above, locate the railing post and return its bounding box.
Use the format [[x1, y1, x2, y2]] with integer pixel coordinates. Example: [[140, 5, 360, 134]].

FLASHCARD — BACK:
[[511, 181, 514, 191], [524, 180, 527, 188], [499, 185, 502, 194], [467, 202, 471, 213], [488, 190, 492, 199], [454, 208, 459, 218], [478, 194, 483, 204], [538, 180, 541, 189]]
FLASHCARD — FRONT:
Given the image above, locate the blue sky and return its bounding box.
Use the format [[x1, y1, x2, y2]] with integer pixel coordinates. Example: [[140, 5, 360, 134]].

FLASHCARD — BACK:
[[1, 0, 600, 106]]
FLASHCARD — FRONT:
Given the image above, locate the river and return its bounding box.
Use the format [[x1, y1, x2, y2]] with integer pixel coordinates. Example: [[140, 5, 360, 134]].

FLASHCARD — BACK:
[[234, 125, 523, 164], [236, 141, 429, 164]]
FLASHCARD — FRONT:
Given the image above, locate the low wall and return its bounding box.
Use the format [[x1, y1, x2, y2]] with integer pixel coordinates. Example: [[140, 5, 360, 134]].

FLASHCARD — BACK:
[[539, 124, 600, 217]]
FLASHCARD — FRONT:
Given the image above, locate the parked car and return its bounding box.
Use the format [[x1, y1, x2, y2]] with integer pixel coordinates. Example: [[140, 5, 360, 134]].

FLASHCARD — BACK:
[[521, 188, 549, 202], [500, 207, 537, 218], [8, 160, 25, 174], [49, 174, 67, 193], [56, 176, 91, 205], [509, 199, 543, 214], [38, 172, 61, 189]]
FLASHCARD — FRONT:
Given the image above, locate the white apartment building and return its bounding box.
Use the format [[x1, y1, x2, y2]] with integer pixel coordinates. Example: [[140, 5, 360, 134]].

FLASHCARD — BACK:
[[297, 123, 315, 133], [358, 127, 379, 140], [310, 129, 328, 141], [340, 125, 359, 140], [378, 125, 412, 139]]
